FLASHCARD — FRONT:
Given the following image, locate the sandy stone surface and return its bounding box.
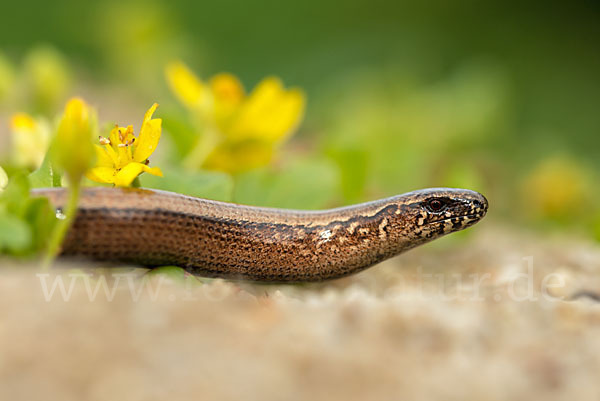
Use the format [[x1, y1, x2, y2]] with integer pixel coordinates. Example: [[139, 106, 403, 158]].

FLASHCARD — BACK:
[[1, 225, 599, 401]]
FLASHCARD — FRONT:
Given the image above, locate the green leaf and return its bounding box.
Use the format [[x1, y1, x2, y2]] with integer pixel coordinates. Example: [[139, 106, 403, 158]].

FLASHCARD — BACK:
[[28, 153, 62, 188], [0, 213, 32, 253], [146, 266, 187, 282], [139, 166, 233, 201], [162, 112, 201, 160], [327, 146, 368, 203], [233, 158, 340, 209], [0, 170, 58, 257], [25, 197, 57, 253], [0, 166, 7, 191], [439, 160, 485, 192], [1, 172, 30, 217], [591, 212, 600, 243]]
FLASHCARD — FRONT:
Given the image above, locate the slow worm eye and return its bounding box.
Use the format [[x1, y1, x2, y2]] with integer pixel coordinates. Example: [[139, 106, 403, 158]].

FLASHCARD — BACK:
[[427, 199, 445, 212]]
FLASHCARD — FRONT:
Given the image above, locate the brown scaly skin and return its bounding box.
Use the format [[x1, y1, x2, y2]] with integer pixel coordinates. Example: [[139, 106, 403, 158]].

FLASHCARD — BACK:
[[32, 187, 488, 282]]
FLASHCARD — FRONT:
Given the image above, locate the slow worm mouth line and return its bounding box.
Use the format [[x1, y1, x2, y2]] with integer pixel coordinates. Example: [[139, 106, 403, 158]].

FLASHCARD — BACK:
[[425, 213, 483, 226]]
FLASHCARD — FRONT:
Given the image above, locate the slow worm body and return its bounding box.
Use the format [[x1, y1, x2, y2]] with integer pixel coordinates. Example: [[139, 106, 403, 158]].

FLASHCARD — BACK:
[[33, 187, 488, 282]]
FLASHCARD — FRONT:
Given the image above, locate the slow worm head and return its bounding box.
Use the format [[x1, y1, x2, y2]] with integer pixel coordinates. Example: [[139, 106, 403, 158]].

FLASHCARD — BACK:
[[33, 187, 488, 282]]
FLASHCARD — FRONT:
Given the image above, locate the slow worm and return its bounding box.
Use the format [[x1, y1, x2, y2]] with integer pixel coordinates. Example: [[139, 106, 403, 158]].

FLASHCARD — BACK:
[[33, 187, 488, 282]]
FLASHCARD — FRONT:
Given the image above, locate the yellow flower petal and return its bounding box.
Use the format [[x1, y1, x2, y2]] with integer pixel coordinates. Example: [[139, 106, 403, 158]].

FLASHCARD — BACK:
[[102, 143, 120, 167], [86, 167, 116, 184], [113, 163, 146, 186], [11, 113, 36, 130], [108, 126, 123, 145], [141, 165, 163, 177], [260, 88, 305, 142], [522, 157, 588, 219], [142, 102, 158, 126], [203, 140, 274, 174], [210, 73, 244, 105], [210, 73, 245, 131], [113, 162, 163, 187], [52, 97, 96, 182], [165, 61, 206, 110], [228, 77, 305, 143], [107, 125, 134, 168], [63, 98, 89, 126], [133, 105, 161, 163], [93, 144, 114, 168], [10, 112, 51, 168], [230, 77, 282, 138]]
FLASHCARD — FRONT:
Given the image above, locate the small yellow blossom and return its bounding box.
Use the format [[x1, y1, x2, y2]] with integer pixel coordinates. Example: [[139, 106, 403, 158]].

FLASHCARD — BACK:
[[165, 61, 209, 110], [10, 112, 51, 169], [0, 166, 7, 192], [165, 61, 305, 174], [521, 156, 590, 220], [86, 103, 163, 186], [24, 46, 71, 113], [51, 98, 96, 184]]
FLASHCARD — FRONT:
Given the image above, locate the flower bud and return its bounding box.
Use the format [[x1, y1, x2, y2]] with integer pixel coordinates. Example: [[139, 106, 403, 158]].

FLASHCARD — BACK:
[[51, 98, 96, 184]]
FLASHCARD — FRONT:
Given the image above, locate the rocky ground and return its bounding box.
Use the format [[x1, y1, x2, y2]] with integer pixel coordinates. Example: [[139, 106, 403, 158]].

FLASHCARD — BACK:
[[1, 224, 600, 401]]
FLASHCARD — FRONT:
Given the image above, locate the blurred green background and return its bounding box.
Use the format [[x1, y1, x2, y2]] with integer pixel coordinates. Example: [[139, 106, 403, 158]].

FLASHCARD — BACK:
[[1, 0, 599, 239]]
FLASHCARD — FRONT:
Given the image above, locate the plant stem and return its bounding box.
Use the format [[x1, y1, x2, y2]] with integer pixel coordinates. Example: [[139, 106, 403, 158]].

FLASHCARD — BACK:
[[43, 181, 81, 269]]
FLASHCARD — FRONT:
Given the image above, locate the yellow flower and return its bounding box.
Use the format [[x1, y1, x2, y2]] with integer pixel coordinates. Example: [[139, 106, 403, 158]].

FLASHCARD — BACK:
[[0, 166, 7, 192], [24, 46, 71, 113], [10, 112, 51, 169], [86, 103, 163, 186], [165, 61, 305, 174], [51, 98, 96, 184], [165, 61, 209, 111], [521, 156, 590, 220]]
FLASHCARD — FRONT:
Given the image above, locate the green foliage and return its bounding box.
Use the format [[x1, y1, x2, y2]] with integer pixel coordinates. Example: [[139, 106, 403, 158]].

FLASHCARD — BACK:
[[326, 146, 368, 203], [162, 113, 200, 160], [0, 214, 31, 253], [146, 265, 187, 281], [28, 154, 62, 188], [139, 166, 233, 201], [23, 46, 71, 114], [146, 266, 205, 286], [0, 52, 15, 102], [0, 173, 57, 256], [233, 157, 340, 209], [593, 214, 600, 243]]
